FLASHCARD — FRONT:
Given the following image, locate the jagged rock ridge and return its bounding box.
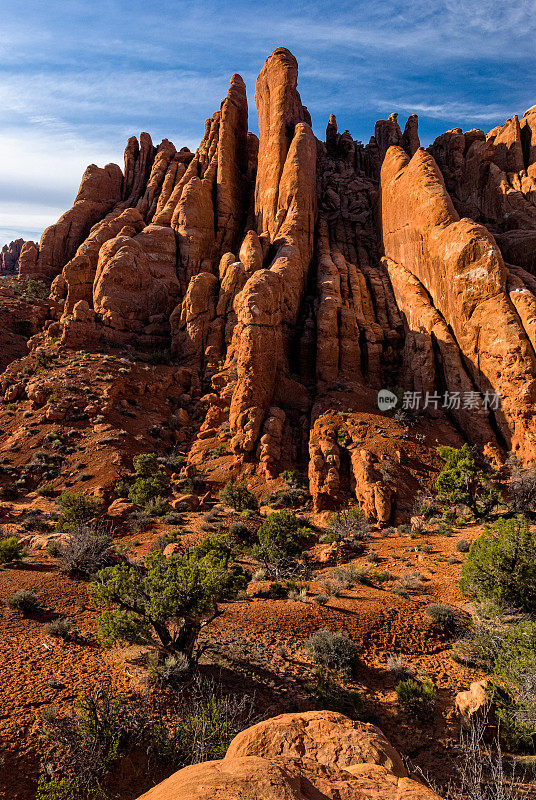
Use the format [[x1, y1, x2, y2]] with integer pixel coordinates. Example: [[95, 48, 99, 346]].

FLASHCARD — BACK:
[[14, 47, 536, 519]]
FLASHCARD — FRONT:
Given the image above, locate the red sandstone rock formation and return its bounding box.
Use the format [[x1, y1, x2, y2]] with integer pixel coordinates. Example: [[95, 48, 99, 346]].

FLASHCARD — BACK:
[[17, 47, 536, 518], [134, 711, 442, 800]]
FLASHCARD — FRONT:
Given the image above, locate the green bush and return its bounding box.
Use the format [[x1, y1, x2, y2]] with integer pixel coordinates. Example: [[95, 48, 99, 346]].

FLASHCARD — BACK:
[[304, 629, 358, 675], [128, 454, 171, 508], [7, 589, 39, 615], [435, 444, 501, 519], [492, 620, 536, 750], [255, 510, 311, 562], [396, 678, 437, 715], [219, 481, 257, 512], [460, 516, 536, 614], [0, 536, 23, 564], [56, 492, 102, 532], [35, 348, 55, 369], [90, 545, 248, 664]]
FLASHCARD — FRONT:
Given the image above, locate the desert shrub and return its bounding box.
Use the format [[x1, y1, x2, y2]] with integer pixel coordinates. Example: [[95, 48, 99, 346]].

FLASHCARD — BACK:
[[366, 551, 379, 563], [306, 667, 363, 717], [149, 652, 190, 688], [0, 536, 23, 564], [227, 520, 247, 537], [35, 348, 55, 369], [148, 349, 171, 365], [425, 602, 466, 633], [400, 571, 425, 591], [386, 655, 416, 680], [412, 491, 437, 519], [453, 610, 507, 669], [113, 477, 131, 498], [327, 506, 371, 542], [37, 482, 56, 498], [46, 540, 62, 557], [328, 564, 369, 588], [218, 481, 257, 512], [336, 429, 350, 447], [7, 589, 39, 614], [145, 496, 171, 517], [396, 678, 437, 715], [175, 480, 194, 495], [161, 676, 256, 765], [314, 593, 329, 605], [279, 469, 299, 486], [39, 682, 255, 794], [456, 538, 471, 553], [209, 444, 227, 459], [460, 516, 536, 614], [39, 686, 149, 795], [58, 522, 117, 577], [45, 618, 73, 639], [267, 487, 308, 509], [304, 629, 358, 675], [436, 444, 501, 519], [161, 512, 183, 525], [255, 510, 311, 562], [492, 621, 536, 750], [128, 454, 171, 508], [161, 453, 186, 472], [90, 544, 248, 663], [507, 456, 536, 517], [440, 714, 531, 800], [26, 278, 48, 298], [56, 492, 102, 532], [128, 510, 152, 532]]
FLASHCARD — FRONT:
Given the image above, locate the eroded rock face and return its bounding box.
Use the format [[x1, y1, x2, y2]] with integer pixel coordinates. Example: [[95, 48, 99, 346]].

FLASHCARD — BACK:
[[0, 239, 24, 274], [134, 711, 442, 800], [381, 145, 536, 461], [17, 47, 536, 516]]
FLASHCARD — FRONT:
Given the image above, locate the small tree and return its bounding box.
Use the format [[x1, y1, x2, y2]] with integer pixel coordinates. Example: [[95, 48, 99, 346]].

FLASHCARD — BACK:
[[460, 516, 536, 614], [255, 510, 311, 562], [90, 544, 248, 664], [128, 453, 170, 507], [219, 481, 257, 512], [436, 444, 501, 519]]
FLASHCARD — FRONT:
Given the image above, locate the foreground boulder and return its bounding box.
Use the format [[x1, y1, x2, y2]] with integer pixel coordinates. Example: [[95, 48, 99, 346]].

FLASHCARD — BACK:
[[135, 711, 442, 800]]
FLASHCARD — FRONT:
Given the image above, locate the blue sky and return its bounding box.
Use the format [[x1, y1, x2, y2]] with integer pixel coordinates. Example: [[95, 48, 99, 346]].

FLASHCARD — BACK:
[[1, 0, 536, 248]]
